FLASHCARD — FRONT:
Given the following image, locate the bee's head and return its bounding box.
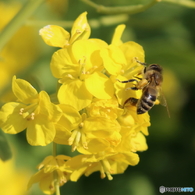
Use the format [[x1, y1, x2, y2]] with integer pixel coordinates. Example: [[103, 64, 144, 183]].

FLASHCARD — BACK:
[[146, 64, 163, 73]]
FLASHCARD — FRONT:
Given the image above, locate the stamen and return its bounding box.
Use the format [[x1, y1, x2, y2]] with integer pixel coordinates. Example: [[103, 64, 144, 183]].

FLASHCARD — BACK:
[[66, 74, 75, 79], [19, 108, 24, 115], [18, 103, 37, 121], [71, 131, 81, 152], [81, 133, 88, 149], [68, 130, 78, 145], [100, 159, 113, 180]]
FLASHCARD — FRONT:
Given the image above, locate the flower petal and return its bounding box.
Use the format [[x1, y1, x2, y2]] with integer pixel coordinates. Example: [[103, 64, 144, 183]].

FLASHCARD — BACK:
[[131, 132, 148, 152], [58, 79, 92, 111], [71, 39, 103, 72], [12, 76, 38, 103], [100, 45, 126, 76], [85, 72, 114, 99], [26, 117, 56, 146], [38, 91, 62, 122], [111, 24, 126, 46], [39, 25, 70, 48], [50, 48, 79, 79], [0, 102, 28, 134], [54, 126, 71, 145], [120, 41, 145, 72], [27, 170, 43, 190], [39, 173, 55, 195], [57, 104, 81, 129], [70, 12, 91, 43]]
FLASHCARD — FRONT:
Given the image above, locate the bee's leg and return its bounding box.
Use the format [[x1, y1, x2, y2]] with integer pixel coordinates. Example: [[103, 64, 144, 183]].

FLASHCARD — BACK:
[[117, 78, 140, 90], [131, 86, 139, 90], [135, 58, 147, 73], [124, 97, 138, 107], [133, 76, 142, 81], [117, 78, 138, 84], [135, 58, 147, 66]]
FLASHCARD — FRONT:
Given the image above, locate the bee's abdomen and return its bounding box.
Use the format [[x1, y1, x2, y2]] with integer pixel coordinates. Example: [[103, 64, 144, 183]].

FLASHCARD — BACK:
[[137, 94, 156, 114]]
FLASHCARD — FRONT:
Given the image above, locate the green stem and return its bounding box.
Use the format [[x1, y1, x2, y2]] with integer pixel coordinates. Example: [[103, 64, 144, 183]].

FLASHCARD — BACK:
[[80, 0, 159, 14], [52, 142, 61, 195], [160, 0, 195, 8], [0, 0, 44, 52], [52, 142, 57, 157], [25, 14, 129, 28]]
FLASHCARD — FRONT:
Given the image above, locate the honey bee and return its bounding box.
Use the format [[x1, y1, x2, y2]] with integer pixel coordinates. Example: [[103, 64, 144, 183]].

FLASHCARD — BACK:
[[118, 60, 170, 116]]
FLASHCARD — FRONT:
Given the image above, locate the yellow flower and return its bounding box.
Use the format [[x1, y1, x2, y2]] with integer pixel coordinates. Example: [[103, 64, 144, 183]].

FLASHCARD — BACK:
[[67, 151, 139, 182], [27, 155, 72, 195], [55, 111, 121, 153], [86, 97, 123, 120], [39, 12, 91, 48], [30, 13, 152, 189], [51, 39, 114, 111], [54, 104, 82, 145], [0, 76, 62, 146]]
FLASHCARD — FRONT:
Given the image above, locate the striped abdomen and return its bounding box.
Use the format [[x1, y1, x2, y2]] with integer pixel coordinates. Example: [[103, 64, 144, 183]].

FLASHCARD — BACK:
[[137, 87, 157, 114]]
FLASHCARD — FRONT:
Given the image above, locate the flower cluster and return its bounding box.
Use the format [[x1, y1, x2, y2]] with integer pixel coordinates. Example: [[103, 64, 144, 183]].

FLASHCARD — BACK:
[[0, 12, 150, 194]]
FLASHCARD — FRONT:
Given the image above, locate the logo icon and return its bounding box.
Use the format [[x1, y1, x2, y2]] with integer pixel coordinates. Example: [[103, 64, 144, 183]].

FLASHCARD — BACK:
[[159, 186, 166, 193]]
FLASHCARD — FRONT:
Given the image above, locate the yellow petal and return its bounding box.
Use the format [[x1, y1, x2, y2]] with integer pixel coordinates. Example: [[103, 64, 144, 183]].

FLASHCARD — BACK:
[[39, 25, 70, 48], [71, 39, 103, 72], [38, 156, 54, 170], [111, 24, 126, 46], [54, 126, 71, 145], [84, 139, 110, 153], [0, 102, 28, 134], [58, 79, 92, 111], [27, 170, 43, 190], [70, 166, 87, 182], [26, 117, 56, 146], [83, 117, 120, 134], [100, 45, 126, 76], [124, 152, 140, 166], [85, 72, 114, 99], [12, 76, 38, 104], [50, 48, 79, 79], [57, 104, 81, 130], [120, 41, 145, 72], [131, 132, 148, 152], [109, 159, 128, 174], [39, 172, 55, 195], [70, 12, 91, 43], [38, 91, 62, 122]]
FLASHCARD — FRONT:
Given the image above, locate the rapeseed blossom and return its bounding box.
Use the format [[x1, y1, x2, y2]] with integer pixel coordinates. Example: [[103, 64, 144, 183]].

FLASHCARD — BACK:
[[0, 76, 62, 146], [0, 12, 151, 194]]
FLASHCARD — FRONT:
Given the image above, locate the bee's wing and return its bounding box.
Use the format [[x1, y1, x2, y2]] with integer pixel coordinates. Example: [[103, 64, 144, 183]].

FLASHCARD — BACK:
[[158, 89, 170, 118]]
